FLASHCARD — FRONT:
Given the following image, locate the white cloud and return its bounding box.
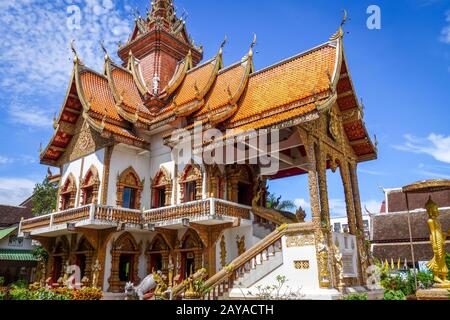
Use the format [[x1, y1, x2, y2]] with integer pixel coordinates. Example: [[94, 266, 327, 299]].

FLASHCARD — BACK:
[[0, 156, 13, 165], [0, 177, 36, 206], [441, 10, 450, 44], [0, 0, 131, 95], [294, 198, 310, 209], [358, 168, 386, 176], [8, 103, 53, 128], [362, 200, 382, 214], [294, 198, 382, 216], [394, 134, 450, 164]]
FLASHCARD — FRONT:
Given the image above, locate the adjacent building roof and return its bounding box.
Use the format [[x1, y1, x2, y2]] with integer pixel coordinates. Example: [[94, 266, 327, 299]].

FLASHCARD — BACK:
[[0, 227, 17, 240], [0, 205, 33, 228], [0, 249, 38, 262], [371, 208, 450, 262]]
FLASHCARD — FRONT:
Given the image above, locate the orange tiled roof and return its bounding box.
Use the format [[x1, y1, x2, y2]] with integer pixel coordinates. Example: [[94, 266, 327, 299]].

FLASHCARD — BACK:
[[195, 62, 246, 117], [227, 44, 336, 127], [80, 70, 122, 122], [172, 59, 216, 106], [111, 67, 145, 112]]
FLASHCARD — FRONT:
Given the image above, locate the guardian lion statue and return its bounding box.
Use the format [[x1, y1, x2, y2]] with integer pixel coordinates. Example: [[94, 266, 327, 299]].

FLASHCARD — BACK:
[[124, 272, 159, 300]]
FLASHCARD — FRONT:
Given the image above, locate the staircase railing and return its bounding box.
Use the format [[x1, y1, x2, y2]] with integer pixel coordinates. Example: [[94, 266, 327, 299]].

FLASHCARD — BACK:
[[203, 222, 315, 300]]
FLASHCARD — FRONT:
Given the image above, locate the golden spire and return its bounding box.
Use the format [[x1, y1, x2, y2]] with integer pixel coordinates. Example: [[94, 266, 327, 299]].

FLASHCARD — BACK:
[[329, 9, 348, 41], [249, 33, 257, 57], [53, 113, 57, 130], [71, 40, 80, 64], [100, 40, 110, 61], [219, 35, 228, 55]]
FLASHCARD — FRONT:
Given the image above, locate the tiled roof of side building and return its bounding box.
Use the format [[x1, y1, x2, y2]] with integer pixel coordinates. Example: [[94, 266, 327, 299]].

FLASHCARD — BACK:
[[0, 205, 33, 227]]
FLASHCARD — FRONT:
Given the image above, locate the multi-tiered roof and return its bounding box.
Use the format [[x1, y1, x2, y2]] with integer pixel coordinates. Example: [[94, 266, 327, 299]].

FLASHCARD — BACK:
[[41, 1, 376, 166]]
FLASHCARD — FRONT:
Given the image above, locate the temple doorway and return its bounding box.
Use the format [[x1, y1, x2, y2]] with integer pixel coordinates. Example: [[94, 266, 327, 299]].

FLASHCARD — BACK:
[[178, 229, 203, 281], [146, 234, 170, 276]]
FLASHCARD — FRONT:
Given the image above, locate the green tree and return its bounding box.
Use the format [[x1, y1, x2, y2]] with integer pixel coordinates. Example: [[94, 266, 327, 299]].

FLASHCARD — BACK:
[[266, 193, 296, 212], [32, 177, 57, 216]]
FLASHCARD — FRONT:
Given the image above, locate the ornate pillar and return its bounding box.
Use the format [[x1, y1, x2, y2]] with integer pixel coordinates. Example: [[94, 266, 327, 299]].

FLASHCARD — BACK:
[[339, 159, 363, 284], [101, 145, 113, 205], [349, 161, 368, 283], [306, 138, 331, 288], [316, 145, 337, 288]]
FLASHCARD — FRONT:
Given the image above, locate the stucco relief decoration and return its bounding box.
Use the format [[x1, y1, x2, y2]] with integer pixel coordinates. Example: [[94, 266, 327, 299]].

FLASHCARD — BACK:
[[81, 165, 100, 205], [116, 166, 144, 209], [179, 164, 203, 202], [328, 107, 341, 142], [152, 167, 173, 207], [286, 233, 315, 248], [59, 173, 77, 209]]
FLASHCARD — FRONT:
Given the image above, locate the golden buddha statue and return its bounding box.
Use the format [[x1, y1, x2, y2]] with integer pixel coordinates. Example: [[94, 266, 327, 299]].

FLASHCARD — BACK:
[[425, 197, 450, 288]]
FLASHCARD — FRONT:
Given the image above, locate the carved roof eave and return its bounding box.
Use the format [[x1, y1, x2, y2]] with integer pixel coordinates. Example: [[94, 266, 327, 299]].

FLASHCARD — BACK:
[[40, 60, 87, 165], [104, 57, 140, 125], [127, 52, 149, 96], [174, 49, 223, 118], [330, 35, 378, 161], [163, 50, 193, 95]]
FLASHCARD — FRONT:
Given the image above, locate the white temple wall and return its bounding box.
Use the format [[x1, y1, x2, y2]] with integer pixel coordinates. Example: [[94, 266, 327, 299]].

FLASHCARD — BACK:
[[108, 144, 152, 209], [215, 224, 255, 272], [60, 149, 105, 206], [149, 132, 176, 205]]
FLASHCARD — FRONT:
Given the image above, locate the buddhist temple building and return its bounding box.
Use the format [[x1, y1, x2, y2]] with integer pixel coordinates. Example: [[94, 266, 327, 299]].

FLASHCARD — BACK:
[[372, 187, 450, 266], [19, 0, 378, 299]]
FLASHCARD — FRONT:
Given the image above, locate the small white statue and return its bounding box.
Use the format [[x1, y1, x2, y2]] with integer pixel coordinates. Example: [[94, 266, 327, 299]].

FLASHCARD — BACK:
[[152, 73, 160, 95], [124, 273, 158, 300]]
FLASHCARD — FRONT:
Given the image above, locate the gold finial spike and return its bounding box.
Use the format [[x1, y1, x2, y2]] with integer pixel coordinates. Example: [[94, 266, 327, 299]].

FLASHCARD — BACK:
[[329, 9, 348, 41], [391, 258, 395, 270], [100, 40, 110, 61], [248, 33, 257, 57], [71, 40, 79, 64], [397, 258, 401, 270], [53, 113, 57, 129], [219, 35, 227, 55]]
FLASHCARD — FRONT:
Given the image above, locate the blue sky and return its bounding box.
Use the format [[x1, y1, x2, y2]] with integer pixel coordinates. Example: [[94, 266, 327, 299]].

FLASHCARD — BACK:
[[0, 0, 449, 217]]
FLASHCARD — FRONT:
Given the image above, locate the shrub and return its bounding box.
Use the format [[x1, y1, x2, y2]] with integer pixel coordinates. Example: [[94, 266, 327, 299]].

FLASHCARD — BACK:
[[417, 271, 434, 289], [11, 279, 28, 289], [384, 290, 406, 300], [72, 287, 103, 300], [446, 254, 450, 281], [9, 288, 32, 300], [0, 276, 4, 286], [380, 272, 415, 296], [343, 293, 368, 300]]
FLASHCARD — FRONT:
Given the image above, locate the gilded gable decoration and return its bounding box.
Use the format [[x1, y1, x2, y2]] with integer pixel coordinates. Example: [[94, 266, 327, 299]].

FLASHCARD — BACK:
[[116, 166, 144, 209]]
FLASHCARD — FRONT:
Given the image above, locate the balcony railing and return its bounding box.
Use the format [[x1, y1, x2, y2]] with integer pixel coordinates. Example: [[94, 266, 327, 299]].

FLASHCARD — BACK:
[[19, 199, 251, 235]]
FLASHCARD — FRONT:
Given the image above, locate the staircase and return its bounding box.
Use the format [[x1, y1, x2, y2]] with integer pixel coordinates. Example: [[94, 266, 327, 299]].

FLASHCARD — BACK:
[[203, 223, 314, 300]]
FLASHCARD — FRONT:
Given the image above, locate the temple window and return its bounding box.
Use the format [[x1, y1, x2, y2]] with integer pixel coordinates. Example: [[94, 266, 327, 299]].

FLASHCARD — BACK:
[[59, 174, 77, 211], [81, 166, 100, 205], [226, 165, 254, 205], [119, 255, 133, 282], [116, 167, 143, 210], [179, 164, 202, 203], [152, 167, 172, 208], [122, 187, 137, 209]]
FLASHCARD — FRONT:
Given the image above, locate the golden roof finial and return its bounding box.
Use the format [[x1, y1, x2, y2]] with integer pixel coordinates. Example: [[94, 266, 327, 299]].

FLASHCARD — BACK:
[[71, 39, 80, 64], [100, 40, 110, 61], [219, 35, 227, 55], [329, 9, 348, 41], [53, 113, 57, 130], [39, 143, 42, 155], [249, 33, 257, 57]]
